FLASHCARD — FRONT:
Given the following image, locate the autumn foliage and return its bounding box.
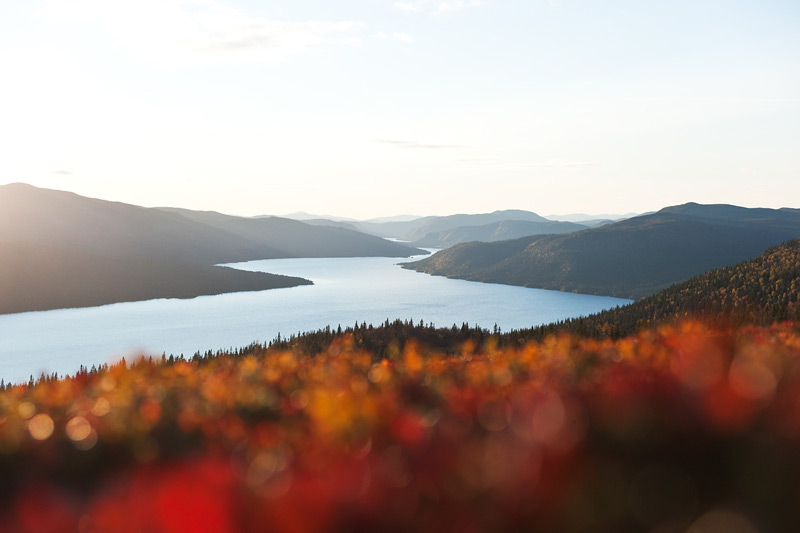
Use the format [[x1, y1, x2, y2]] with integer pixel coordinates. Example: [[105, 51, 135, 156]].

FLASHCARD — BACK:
[[2, 321, 800, 532]]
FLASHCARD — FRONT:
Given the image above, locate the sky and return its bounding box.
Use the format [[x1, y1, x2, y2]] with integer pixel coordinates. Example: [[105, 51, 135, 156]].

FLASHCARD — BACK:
[[1, 0, 798, 219]]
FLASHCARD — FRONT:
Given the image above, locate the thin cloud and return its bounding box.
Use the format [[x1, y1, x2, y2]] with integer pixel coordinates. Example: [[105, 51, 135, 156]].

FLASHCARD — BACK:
[[393, 0, 486, 14], [739, 166, 761, 174], [39, 0, 362, 65], [461, 158, 597, 169], [506, 159, 597, 169], [460, 157, 502, 164], [373, 32, 415, 44], [181, 20, 361, 58], [634, 96, 800, 105], [537, 160, 597, 168], [376, 139, 461, 150]]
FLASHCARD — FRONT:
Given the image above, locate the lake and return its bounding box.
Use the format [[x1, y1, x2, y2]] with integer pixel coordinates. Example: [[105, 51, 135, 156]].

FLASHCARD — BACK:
[[0, 252, 631, 384]]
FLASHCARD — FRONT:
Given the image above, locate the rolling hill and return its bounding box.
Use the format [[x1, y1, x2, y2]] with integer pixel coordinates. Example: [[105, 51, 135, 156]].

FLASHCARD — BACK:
[[409, 219, 588, 248], [507, 238, 800, 341], [0, 240, 311, 314], [350, 209, 555, 240], [0, 183, 423, 314], [403, 203, 800, 299], [153, 206, 419, 260], [284, 209, 595, 245], [398, 209, 553, 242], [280, 218, 361, 232], [0, 184, 423, 264]]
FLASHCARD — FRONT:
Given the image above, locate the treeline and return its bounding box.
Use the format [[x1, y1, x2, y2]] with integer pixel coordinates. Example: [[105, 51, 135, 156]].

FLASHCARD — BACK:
[[188, 319, 493, 364]]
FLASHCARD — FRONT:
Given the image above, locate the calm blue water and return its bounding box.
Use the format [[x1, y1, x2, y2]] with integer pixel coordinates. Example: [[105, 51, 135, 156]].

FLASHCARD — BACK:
[[0, 253, 630, 384]]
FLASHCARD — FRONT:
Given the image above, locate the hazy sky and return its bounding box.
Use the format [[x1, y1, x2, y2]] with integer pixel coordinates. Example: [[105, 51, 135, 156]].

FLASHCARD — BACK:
[[1, 1, 798, 218]]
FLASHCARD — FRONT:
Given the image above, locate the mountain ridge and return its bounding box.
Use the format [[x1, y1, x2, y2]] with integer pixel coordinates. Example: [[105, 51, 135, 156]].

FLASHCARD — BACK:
[[506, 238, 800, 341], [409, 219, 588, 248], [0, 183, 424, 314], [403, 202, 800, 299]]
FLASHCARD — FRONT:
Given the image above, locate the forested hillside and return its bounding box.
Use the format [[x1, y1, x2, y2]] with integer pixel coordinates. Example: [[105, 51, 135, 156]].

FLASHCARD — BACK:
[[0, 184, 422, 266], [404, 203, 800, 299], [0, 241, 311, 314], [516, 238, 800, 340], [0, 183, 423, 314], [155, 206, 416, 260]]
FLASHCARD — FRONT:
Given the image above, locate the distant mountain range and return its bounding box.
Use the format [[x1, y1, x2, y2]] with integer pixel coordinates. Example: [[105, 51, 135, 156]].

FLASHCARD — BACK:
[[280, 218, 362, 232], [278, 211, 358, 222], [280, 209, 634, 247], [401, 210, 553, 241], [544, 212, 640, 223], [8, 185, 796, 315], [403, 203, 800, 299], [350, 209, 586, 245], [0, 184, 423, 314], [280, 212, 422, 224], [408, 219, 588, 248]]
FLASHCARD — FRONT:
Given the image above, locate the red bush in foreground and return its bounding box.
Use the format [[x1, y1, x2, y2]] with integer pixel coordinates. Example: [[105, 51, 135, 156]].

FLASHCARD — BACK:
[[1, 321, 800, 532]]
